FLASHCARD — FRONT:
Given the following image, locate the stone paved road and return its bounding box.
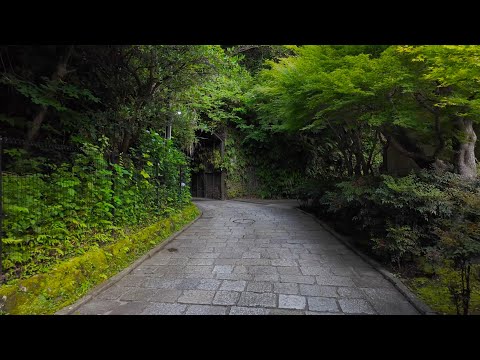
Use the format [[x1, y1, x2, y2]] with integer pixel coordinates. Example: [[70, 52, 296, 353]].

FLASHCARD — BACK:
[[68, 199, 419, 315]]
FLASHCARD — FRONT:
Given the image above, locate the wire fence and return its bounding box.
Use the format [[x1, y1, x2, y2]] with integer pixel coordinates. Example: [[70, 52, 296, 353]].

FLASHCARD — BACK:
[[0, 136, 188, 283]]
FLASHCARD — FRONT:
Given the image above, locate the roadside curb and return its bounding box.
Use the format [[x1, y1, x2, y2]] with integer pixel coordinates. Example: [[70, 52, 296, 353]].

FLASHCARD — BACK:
[[56, 206, 203, 315], [295, 207, 437, 315]]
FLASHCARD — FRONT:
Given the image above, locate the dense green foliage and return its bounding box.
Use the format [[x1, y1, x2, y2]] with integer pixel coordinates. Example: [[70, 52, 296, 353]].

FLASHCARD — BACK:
[[2, 133, 189, 281]]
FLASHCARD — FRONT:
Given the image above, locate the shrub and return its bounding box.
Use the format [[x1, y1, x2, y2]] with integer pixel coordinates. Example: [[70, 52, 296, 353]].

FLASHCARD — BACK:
[[319, 170, 480, 313]]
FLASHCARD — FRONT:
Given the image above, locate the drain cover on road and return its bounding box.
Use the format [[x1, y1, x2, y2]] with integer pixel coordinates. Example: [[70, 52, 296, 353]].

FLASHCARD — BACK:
[[232, 219, 255, 224]]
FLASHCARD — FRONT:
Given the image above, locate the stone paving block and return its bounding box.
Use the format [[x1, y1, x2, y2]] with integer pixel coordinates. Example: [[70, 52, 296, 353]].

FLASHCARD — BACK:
[[167, 258, 189, 265], [337, 287, 366, 299], [300, 266, 332, 276], [143, 278, 182, 289], [184, 265, 214, 274], [353, 267, 380, 278], [329, 267, 357, 277], [188, 258, 215, 266], [216, 273, 253, 281], [242, 252, 261, 259], [299, 284, 338, 298], [210, 243, 228, 248], [229, 307, 266, 315], [338, 299, 376, 314], [280, 275, 316, 284], [271, 259, 298, 267], [305, 311, 344, 315], [278, 295, 306, 310], [267, 308, 305, 315], [218, 252, 244, 259], [150, 289, 182, 303], [315, 274, 356, 287], [361, 287, 402, 302], [361, 288, 418, 315], [233, 265, 248, 274], [247, 266, 278, 275], [185, 305, 228, 315], [177, 290, 216, 305], [212, 291, 241, 306], [281, 244, 305, 249], [120, 275, 148, 287], [273, 282, 299, 295], [246, 281, 273, 293], [107, 302, 149, 315], [155, 266, 184, 276], [299, 254, 323, 261], [241, 259, 271, 266], [219, 280, 246, 292], [141, 303, 187, 315], [237, 292, 277, 308], [196, 279, 222, 291], [76, 300, 119, 315], [120, 288, 158, 301], [132, 266, 159, 275], [254, 274, 280, 282], [307, 297, 340, 313], [97, 285, 130, 300], [351, 276, 393, 288], [143, 257, 171, 266], [277, 267, 302, 275], [297, 260, 323, 267], [213, 265, 234, 274], [175, 278, 201, 290], [184, 272, 216, 280], [260, 252, 280, 260], [190, 253, 219, 259], [214, 259, 239, 265]]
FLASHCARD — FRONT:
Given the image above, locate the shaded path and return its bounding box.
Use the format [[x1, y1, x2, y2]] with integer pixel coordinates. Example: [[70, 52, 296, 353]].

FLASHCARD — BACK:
[[67, 200, 418, 315]]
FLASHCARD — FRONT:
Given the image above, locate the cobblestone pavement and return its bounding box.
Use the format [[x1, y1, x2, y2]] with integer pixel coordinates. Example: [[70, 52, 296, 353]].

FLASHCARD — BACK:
[[69, 199, 419, 315]]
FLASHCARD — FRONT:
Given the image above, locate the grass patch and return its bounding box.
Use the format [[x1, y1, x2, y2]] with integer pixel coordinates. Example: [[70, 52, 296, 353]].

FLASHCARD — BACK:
[[0, 203, 200, 315]]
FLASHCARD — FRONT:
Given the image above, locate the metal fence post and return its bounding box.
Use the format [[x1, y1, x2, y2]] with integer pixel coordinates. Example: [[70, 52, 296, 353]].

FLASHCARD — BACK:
[[0, 136, 4, 283], [110, 162, 116, 238], [155, 161, 159, 210], [179, 165, 183, 204]]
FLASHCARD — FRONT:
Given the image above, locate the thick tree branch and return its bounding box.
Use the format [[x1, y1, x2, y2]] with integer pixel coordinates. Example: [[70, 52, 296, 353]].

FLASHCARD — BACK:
[[122, 56, 142, 89], [413, 92, 445, 158], [366, 131, 379, 174], [232, 45, 262, 55], [25, 45, 75, 144], [382, 131, 433, 164]]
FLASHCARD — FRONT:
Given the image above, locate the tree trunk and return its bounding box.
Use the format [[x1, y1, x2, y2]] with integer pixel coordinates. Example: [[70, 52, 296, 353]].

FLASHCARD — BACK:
[[120, 132, 132, 154], [341, 149, 353, 176], [352, 132, 367, 176], [453, 118, 477, 179], [26, 107, 48, 143], [26, 46, 74, 144]]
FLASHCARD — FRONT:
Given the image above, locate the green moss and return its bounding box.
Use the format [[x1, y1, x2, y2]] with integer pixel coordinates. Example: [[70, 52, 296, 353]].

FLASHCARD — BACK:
[[406, 268, 480, 315], [0, 204, 200, 315]]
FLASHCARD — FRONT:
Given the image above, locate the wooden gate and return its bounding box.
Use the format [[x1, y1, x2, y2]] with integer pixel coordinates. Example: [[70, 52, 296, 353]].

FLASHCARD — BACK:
[[191, 171, 224, 199]]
